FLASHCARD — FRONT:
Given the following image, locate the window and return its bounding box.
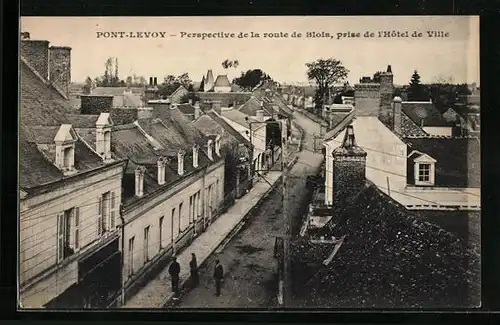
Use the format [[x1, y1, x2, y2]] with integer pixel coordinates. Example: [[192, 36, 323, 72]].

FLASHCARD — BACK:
[[98, 191, 116, 236], [159, 216, 164, 250], [418, 163, 431, 182], [63, 147, 72, 168], [144, 226, 150, 263], [57, 207, 79, 262], [189, 196, 193, 224], [216, 179, 220, 205], [128, 237, 135, 277], [179, 202, 184, 231]]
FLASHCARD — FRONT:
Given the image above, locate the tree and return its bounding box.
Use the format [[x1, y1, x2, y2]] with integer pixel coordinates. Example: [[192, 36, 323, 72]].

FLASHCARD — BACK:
[[233, 69, 272, 90], [158, 73, 193, 98], [222, 59, 239, 69], [306, 58, 349, 115], [82, 76, 93, 94], [407, 70, 429, 101], [373, 71, 384, 83]]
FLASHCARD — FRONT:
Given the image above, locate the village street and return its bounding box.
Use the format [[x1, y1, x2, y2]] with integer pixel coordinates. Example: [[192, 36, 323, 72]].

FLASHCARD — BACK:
[[169, 110, 324, 308]]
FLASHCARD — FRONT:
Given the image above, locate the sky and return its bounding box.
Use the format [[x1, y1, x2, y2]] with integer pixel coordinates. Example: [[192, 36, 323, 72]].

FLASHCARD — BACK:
[[20, 16, 479, 86]]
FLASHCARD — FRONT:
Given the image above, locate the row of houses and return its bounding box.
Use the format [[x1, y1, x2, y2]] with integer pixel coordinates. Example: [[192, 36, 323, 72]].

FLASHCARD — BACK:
[[19, 35, 295, 309]]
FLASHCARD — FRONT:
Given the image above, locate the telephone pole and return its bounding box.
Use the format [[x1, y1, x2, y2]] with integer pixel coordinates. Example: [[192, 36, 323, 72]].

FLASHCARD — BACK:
[[281, 121, 291, 307]]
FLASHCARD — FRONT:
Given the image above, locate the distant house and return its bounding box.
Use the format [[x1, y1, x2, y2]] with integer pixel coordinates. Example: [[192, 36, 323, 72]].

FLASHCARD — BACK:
[[169, 85, 189, 104], [177, 102, 203, 121], [401, 100, 454, 136]]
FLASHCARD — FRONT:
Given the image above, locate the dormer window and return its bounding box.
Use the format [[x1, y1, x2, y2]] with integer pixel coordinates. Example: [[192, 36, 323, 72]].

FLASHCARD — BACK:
[[96, 113, 113, 161], [54, 124, 77, 175], [193, 145, 199, 168], [410, 150, 436, 186], [207, 140, 214, 161], [157, 157, 166, 185], [178, 150, 186, 176]]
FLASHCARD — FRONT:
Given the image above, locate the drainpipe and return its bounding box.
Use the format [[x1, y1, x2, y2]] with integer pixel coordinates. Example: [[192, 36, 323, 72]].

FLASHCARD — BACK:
[[119, 210, 126, 306]]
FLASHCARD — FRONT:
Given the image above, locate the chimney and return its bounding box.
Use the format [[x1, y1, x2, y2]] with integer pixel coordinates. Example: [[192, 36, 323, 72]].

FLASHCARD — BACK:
[[194, 101, 201, 119], [157, 157, 166, 185], [212, 100, 222, 116], [49, 46, 72, 97], [332, 125, 367, 216], [177, 149, 186, 175], [149, 77, 153, 86], [387, 65, 392, 73], [135, 166, 146, 197], [193, 144, 199, 168], [137, 107, 154, 134], [207, 139, 214, 160], [21, 38, 50, 80], [392, 96, 402, 134], [21, 32, 30, 40], [154, 77, 158, 86], [80, 95, 114, 115]]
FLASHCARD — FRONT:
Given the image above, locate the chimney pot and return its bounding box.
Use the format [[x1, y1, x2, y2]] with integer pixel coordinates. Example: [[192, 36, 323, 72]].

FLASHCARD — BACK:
[[154, 77, 158, 86], [149, 77, 153, 86]]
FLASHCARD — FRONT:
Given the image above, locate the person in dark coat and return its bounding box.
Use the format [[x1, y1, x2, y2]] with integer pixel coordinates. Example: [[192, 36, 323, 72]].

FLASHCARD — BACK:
[[213, 259, 224, 296], [168, 257, 181, 297], [190, 253, 199, 287]]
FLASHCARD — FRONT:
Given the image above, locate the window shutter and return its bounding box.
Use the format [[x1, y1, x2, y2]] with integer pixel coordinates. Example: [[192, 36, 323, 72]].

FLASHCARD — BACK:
[[97, 196, 103, 236], [74, 207, 80, 250], [110, 192, 116, 229], [57, 214, 64, 261]]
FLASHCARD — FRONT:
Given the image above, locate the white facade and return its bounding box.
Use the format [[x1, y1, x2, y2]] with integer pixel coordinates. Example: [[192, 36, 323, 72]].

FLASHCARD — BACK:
[[324, 116, 407, 205], [422, 126, 453, 136], [19, 163, 125, 308], [214, 85, 231, 93], [121, 160, 225, 285]]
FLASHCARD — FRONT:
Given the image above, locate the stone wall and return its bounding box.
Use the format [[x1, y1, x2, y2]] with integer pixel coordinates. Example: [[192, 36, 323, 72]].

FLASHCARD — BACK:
[[49, 46, 72, 98], [80, 95, 114, 114], [21, 40, 50, 80]]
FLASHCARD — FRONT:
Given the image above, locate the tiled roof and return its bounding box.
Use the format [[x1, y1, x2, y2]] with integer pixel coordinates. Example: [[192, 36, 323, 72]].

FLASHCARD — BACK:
[[400, 112, 429, 136], [177, 103, 196, 115], [402, 101, 449, 127], [293, 185, 480, 308], [442, 107, 461, 123], [405, 136, 480, 188], [222, 109, 251, 128], [61, 114, 100, 128], [92, 87, 144, 96], [206, 111, 252, 147], [238, 97, 266, 116], [20, 60, 78, 126], [113, 92, 143, 107], [214, 75, 231, 87], [323, 111, 356, 141]]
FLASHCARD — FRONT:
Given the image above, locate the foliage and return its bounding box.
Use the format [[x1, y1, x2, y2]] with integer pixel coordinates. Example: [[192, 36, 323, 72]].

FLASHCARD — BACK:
[[94, 57, 125, 87], [306, 58, 349, 114], [407, 70, 429, 101], [180, 91, 200, 104], [233, 69, 273, 90], [222, 59, 239, 69], [82, 77, 93, 94], [158, 73, 193, 98], [372, 71, 384, 83]]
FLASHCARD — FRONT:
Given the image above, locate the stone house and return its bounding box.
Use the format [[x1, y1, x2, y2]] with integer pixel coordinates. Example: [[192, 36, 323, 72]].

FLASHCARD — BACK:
[[19, 49, 126, 309]]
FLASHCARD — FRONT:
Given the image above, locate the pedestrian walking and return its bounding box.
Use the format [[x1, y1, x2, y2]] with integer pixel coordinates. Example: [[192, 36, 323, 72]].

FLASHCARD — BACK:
[[213, 259, 224, 296], [168, 257, 181, 298], [190, 253, 199, 287]]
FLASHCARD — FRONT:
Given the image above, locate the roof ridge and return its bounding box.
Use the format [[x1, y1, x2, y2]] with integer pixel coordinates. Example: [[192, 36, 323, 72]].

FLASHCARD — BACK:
[[404, 135, 479, 140]]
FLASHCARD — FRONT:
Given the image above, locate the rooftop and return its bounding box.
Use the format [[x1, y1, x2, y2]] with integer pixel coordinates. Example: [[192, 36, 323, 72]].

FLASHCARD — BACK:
[[402, 101, 450, 127], [214, 75, 231, 88], [292, 185, 480, 308]]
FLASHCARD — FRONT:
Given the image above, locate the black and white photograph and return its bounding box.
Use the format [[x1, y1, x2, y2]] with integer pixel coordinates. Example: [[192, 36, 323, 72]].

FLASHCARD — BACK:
[[18, 16, 480, 310]]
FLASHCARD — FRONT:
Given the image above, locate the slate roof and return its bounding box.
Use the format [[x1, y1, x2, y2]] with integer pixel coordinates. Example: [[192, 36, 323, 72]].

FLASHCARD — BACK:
[[222, 109, 252, 128], [401, 101, 450, 127], [113, 92, 143, 107], [214, 75, 231, 87], [292, 185, 480, 308], [405, 136, 480, 188], [20, 59, 78, 126], [238, 97, 267, 116], [204, 111, 252, 147], [177, 103, 196, 115], [20, 59, 111, 192], [400, 112, 429, 137], [323, 111, 356, 141], [92, 87, 144, 96]]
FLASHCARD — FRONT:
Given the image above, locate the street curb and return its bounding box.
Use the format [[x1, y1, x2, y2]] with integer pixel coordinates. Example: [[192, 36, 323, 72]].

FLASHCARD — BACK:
[[163, 156, 300, 307]]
